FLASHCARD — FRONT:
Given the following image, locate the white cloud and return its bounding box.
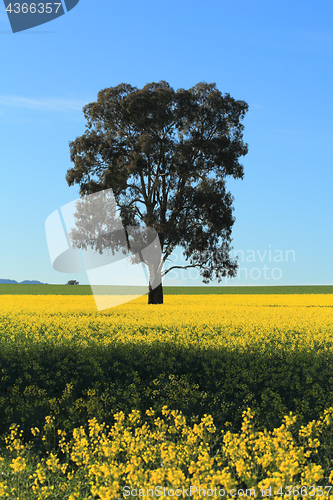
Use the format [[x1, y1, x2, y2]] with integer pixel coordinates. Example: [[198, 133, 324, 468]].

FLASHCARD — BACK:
[[0, 95, 87, 112]]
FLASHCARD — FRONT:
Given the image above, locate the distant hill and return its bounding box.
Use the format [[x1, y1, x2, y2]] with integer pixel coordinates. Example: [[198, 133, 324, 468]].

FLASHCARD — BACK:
[[0, 279, 48, 285]]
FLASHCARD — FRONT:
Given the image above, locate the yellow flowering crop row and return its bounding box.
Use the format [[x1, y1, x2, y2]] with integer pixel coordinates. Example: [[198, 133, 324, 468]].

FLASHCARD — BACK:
[[1, 405, 333, 499], [1, 293, 333, 349]]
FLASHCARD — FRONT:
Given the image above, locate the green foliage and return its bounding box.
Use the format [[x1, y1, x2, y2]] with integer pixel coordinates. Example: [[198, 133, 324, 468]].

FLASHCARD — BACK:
[[65, 81, 249, 302]]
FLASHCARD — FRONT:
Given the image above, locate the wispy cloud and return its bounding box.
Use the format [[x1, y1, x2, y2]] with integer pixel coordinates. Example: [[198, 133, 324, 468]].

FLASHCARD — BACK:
[[276, 129, 304, 136], [251, 103, 264, 110], [0, 95, 87, 112]]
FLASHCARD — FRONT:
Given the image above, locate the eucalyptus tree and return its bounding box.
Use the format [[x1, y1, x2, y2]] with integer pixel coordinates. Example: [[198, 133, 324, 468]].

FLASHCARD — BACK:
[[66, 81, 248, 304]]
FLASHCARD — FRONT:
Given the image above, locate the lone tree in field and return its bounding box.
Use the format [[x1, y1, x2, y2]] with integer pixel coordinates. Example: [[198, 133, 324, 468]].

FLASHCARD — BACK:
[[66, 81, 248, 304]]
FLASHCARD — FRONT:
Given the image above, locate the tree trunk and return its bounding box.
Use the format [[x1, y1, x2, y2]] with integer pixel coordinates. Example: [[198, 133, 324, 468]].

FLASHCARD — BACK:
[[148, 282, 163, 304]]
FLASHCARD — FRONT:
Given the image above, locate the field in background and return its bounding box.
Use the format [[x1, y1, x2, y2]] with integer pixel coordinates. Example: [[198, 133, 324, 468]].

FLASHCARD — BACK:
[[0, 283, 333, 295]]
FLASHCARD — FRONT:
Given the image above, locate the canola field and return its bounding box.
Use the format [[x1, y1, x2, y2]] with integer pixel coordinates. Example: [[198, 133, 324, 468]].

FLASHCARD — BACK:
[[1, 293, 333, 498]]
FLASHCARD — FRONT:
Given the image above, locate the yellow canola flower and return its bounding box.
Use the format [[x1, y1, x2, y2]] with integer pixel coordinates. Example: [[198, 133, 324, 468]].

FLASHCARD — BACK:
[[10, 456, 26, 473], [0, 404, 333, 495], [45, 452, 60, 473]]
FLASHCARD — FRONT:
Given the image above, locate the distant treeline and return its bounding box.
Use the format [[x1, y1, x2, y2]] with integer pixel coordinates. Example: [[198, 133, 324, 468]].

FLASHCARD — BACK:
[[0, 279, 48, 285]]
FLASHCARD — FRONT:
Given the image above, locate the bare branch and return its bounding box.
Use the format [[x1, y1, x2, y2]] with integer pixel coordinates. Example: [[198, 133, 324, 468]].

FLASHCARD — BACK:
[[134, 206, 144, 218], [162, 264, 199, 277], [126, 197, 146, 206], [126, 183, 144, 195]]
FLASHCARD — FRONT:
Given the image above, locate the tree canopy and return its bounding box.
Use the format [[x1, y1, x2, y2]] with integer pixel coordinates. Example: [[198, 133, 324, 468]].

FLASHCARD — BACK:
[[66, 81, 248, 303]]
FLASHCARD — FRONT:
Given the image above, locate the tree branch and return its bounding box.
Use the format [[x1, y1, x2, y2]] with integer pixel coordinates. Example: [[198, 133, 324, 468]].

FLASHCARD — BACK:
[[162, 264, 199, 277], [126, 183, 144, 195], [126, 197, 146, 206]]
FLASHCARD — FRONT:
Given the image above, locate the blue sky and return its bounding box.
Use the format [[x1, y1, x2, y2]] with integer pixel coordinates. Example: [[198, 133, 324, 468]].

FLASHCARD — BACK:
[[1, 0, 332, 287]]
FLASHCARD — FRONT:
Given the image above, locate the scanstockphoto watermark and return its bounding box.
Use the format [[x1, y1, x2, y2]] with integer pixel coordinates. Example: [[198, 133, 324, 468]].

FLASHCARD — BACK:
[[122, 485, 333, 498], [122, 485, 258, 497], [45, 188, 163, 311], [166, 246, 296, 283], [233, 246, 295, 282], [2, 0, 80, 33]]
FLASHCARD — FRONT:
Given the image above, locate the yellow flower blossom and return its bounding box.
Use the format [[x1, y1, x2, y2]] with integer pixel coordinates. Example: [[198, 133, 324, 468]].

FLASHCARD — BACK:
[[10, 456, 26, 473]]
